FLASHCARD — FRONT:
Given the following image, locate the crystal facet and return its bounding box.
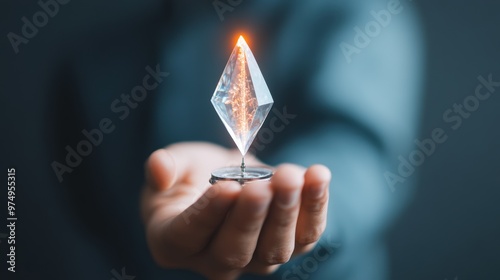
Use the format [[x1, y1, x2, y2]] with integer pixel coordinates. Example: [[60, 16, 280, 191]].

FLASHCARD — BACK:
[[211, 36, 274, 156]]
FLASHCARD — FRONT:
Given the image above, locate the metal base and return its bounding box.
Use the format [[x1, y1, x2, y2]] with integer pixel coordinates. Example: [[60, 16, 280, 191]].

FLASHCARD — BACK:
[[209, 166, 273, 185]]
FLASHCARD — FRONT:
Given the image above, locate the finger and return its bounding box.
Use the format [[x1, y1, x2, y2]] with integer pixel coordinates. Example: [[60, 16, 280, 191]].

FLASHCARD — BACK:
[[295, 164, 331, 254], [148, 182, 241, 264], [146, 143, 229, 191], [243, 263, 280, 276], [253, 164, 304, 266], [209, 181, 272, 270], [145, 149, 176, 190]]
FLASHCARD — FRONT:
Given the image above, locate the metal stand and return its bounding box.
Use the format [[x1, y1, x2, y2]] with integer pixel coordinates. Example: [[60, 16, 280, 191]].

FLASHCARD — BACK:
[[210, 157, 273, 185]]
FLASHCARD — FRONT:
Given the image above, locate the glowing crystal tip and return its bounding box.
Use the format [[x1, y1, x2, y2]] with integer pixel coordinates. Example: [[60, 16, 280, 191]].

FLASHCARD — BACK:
[[211, 36, 274, 156], [237, 35, 246, 46]]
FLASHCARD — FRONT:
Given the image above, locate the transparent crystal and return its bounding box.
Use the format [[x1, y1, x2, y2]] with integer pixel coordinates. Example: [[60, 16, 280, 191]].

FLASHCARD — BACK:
[[211, 36, 274, 156]]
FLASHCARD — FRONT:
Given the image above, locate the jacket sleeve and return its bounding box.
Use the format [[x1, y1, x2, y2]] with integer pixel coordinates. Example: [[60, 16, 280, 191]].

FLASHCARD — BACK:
[[267, 2, 424, 279]]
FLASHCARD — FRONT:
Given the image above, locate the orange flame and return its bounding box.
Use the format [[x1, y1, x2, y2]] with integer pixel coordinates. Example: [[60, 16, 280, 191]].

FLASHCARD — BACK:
[[227, 35, 257, 141]]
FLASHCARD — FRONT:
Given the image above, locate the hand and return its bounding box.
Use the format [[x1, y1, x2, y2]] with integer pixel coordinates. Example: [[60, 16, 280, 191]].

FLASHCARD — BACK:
[[141, 142, 331, 280]]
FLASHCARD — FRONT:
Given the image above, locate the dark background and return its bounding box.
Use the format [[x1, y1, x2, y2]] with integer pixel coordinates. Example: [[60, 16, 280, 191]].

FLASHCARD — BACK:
[[1, 0, 500, 279], [387, 1, 500, 279]]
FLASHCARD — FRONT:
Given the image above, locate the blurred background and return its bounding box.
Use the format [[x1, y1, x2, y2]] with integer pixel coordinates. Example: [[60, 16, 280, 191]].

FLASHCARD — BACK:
[[387, 1, 500, 279], [1, 0, 499, 279]]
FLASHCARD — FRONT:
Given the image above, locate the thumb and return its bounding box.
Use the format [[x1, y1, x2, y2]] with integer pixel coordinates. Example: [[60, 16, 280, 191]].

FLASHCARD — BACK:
[[145, 149, 177, 191]]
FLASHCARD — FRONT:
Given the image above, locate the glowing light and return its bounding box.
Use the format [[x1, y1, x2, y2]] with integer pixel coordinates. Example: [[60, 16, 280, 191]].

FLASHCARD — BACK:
[[211, 35, 274, 157]]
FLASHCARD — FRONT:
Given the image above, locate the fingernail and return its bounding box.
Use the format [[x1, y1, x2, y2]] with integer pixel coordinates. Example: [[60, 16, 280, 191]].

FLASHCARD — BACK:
[[277, 190, 301, 208], [308, 183, 326, 199]]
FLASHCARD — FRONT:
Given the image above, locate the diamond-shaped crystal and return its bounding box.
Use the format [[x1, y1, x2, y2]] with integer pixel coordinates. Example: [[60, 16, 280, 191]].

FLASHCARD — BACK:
[[211, 36, 274, 156]]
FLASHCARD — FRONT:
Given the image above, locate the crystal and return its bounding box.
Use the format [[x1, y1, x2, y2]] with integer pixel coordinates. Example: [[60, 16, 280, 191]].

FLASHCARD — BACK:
[[211, 36, 274, 156]]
